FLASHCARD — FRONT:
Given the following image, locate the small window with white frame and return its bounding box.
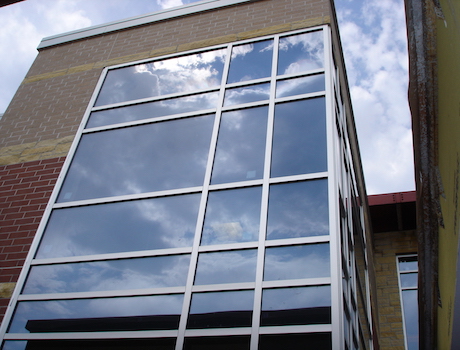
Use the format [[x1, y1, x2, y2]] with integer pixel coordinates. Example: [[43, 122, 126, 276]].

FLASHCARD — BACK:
[[397, 254, 418, 350]]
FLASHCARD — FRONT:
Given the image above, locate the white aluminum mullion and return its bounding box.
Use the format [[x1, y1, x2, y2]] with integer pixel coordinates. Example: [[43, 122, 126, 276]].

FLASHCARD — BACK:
[[184, 327, 252, 337], [83, 109, 218, 134], [4, 330, 178, 340], [276, 67, 325, 81], [323, 26, 344, 350], [268, 171, 328, 184], [174, 43, 233, 350], [264, 235, 330, 247], [0, 67, 111, 340], [191, 282, 255, 293], [250, 34, 279, 350], [274, 91, 325, 104], [52, 185, 202, 209], [18, 287, 185, 301], [261, 277, 331, 289], [90, 87, 220, 112], [31, 247, 192, 266], [258, 324, 332, 334]]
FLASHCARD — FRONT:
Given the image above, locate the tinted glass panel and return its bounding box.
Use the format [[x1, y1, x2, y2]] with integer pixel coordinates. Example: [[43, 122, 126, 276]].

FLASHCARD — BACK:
[[201, 187, 262, 245], [261, 286, 331, 326], [1, 339, 176, 350], [95, 49, 226, 106], [9, 295, 184, 333], [259, 333, 332, 350], [223, 83, 270, 106], [188, 290, 253, 328], [276, 74, 325, 98], [402, 289, 419, 350], [264, 244, 330, 281], [271, 98, 327, 177], [87, 92, 219, 128], [23, 255, 190, 294], [400, 272, 418, 288], [267, 180, 329, 239], [194, 250, 257, 285], [184, 336, 250, 350], [227, 40, 273, 84], [36, 194, 199, 258], [278, 31, 324, 75], [211, 107, 268, 184], [58, 115, 214, 202]]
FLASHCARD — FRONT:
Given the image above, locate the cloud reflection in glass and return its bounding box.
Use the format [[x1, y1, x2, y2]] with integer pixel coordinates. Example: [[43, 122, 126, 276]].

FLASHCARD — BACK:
[[23, 255, 191, 294], [267, 180, 329, 240], [58, 115, 214, 202], [201, 187, 262, 245], [36, 194, 200, 258], [211, 107, 268, 184], [264, 244, 330, 281], [95, 49, 226, 106]]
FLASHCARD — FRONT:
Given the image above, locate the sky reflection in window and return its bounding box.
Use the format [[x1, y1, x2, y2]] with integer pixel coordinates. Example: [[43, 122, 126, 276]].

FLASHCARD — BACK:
[[95, 49, 226, 106], [37, 194, 200, 258]]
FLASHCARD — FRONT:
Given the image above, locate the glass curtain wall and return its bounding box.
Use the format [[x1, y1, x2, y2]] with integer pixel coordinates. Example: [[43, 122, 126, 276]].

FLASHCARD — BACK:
[[0, 26, 371, 350]]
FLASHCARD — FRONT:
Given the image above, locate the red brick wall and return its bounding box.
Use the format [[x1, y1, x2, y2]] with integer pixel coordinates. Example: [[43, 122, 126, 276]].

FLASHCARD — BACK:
[[0, 157, 65, 321]]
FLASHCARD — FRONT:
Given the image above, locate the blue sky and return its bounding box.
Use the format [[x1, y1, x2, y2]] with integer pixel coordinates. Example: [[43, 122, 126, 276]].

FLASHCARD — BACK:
[[0, 0, 414, 195]]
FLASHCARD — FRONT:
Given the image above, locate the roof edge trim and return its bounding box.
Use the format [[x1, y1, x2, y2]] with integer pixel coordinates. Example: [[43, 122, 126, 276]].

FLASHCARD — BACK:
[[38, 0, 258, 49]]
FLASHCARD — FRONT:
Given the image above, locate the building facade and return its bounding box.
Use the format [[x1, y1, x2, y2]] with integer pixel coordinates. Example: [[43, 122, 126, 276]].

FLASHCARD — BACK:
[[0, 0, 379, 349]]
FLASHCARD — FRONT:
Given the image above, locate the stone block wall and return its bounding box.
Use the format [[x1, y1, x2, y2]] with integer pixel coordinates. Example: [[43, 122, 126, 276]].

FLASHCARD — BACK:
[[373, 230, 418, 350]]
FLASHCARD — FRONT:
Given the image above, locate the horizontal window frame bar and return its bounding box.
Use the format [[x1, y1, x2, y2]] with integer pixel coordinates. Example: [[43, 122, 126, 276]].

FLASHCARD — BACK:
[[4, 330, 178, 340], [18, 287, 185, 301], [31, 247, 193, 266]]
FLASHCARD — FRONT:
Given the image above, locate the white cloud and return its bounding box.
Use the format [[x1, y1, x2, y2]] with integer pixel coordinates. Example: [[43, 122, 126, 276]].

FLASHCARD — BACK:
[[157, 0, 184, 9], [336, 0, 415, 194]]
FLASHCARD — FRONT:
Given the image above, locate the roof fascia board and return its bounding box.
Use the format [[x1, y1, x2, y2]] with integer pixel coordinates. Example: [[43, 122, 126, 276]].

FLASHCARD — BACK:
[[38, 0, 258, 49]]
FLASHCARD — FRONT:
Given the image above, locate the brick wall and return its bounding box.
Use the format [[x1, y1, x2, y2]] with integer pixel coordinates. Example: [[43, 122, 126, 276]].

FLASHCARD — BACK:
[[0, 0, 330, 150], [373, 230, 418, 350], [0, 157, 65, 321]]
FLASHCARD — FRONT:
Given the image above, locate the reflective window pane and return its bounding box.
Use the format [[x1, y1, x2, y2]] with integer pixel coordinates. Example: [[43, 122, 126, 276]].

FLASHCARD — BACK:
[[227, 40, 273, 84], [259, 333, 332, 350], [87, 92, 219, 128], [23, 255, 190, 294], [402, 290, 419, 350], [8, 295, 184, 333], [261, 286, 331, 326], [184, 336, 250, 350], [223, 83, 270, 106], [267, 180, 329, 240], [399, 256, 418, 271], [400, 272, 418, 288], [194, 250, 257, 285], [276, 74, 325, 98], [264, 244, 330, 281], [188, 290, 253, 328], [58, 115, 214, 202], [211, 108, 268, 184], [278, 31, 324, 75], [1, 339, 176, 350], [95, 49, 226, 106], [36, 194, 199, 258], [271, 98, 327, 177], [201, 187, 262, 245]]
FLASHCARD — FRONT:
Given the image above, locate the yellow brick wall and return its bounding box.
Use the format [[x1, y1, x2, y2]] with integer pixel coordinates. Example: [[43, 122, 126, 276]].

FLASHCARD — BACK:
[[373, 230, 418, 350]]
